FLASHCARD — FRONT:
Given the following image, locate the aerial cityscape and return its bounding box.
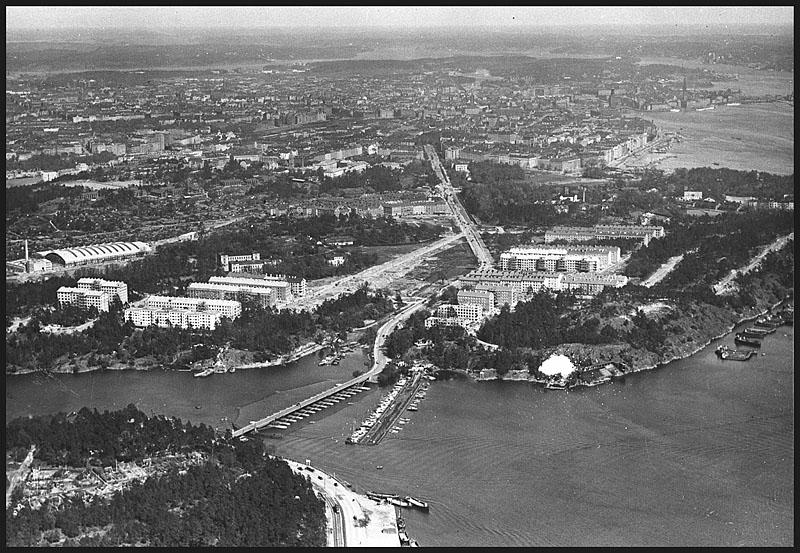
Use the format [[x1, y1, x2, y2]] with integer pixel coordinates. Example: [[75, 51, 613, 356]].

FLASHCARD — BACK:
[[5, 6, 794, 547]]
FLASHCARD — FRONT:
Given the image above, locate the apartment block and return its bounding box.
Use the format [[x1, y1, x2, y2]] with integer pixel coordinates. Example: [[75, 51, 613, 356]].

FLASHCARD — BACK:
[[457, 289, 496, 312], [208, 275, 292, 302], [77, 278, 129, 304], [57, 287, 111, 312], [187, 282, 275, 308], [142, 295, 242, 319]]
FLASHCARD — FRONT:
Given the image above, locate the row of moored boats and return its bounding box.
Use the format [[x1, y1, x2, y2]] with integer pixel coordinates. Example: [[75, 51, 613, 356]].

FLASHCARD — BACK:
[[716, 306, 793, 361]]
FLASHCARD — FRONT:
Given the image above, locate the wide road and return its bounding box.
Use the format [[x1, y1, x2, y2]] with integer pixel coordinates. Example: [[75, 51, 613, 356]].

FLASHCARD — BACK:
[[369, 299, 427, 383], [641, 254, 684, 288], [423, 145, 494, 267], [286, 233, 465, 312]]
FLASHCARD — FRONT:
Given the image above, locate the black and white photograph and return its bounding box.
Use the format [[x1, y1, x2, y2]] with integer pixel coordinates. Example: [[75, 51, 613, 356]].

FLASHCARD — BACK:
[[5, 6, 794, 547]]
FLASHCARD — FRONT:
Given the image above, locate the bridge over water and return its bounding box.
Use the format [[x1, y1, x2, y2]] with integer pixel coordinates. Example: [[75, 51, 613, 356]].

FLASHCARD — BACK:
[[231, 300, 426, 438]]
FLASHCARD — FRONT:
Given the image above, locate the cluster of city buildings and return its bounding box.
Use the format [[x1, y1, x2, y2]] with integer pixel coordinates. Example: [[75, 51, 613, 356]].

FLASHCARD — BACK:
[[6, 56, 704, 189], [121, 271, 307, 330], [425, 226, 658, 329]]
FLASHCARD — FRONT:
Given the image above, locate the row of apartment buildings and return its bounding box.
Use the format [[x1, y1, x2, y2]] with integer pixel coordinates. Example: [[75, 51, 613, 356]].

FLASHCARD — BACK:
[[499, 245, 621, 273], [124, 295, 242, 331], [544, 224, 665, 246]]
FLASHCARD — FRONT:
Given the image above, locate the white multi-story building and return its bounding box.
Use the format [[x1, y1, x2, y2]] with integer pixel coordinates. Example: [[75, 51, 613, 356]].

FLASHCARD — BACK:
[[187, 282, 275, 308], [57, 287, 111, 312], [264, 274, 307, 296], [208, 276, 292, 302], [561, 273, 628, 294], [545, 225, 664, 246], [475, 283, 519, 307], [142, 295, 242, 320], [77, 278, 129, 304], [425, 302, 484, 329], [124, 307, 223, 330], [457, 289, 495, 312], [218, 252, 260, 272], [459, 269, 564, 295], [499, 245, 619, 272]]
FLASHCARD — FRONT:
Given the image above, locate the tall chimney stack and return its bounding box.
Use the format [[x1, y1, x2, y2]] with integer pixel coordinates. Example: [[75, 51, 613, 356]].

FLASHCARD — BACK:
[[25, 239, 29, 261]]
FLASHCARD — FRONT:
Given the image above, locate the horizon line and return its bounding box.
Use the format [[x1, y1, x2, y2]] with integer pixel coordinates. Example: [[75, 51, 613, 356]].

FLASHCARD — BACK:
[[7, 22, 795, 30]]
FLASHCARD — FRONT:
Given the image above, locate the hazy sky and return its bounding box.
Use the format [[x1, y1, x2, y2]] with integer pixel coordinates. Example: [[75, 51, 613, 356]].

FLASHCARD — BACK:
[[6, 6, 794, 30]]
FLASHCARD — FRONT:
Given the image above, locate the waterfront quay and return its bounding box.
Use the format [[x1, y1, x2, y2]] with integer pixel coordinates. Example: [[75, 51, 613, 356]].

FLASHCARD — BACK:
[[285, 458, 401, 547]]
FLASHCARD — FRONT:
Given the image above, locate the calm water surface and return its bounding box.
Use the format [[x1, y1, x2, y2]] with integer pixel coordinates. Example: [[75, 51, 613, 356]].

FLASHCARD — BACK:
[[6, 324, 793, 546]]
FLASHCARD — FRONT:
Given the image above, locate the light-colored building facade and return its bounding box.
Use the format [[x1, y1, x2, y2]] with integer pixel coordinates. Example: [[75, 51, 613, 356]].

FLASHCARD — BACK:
[[545, 225, 664, 246], [39, 241, 151, 267], [77, 278, 129, 304], [475, 283, 519, 307], [124, 306, 223, 330], [457, 289, 496, 312], [264, 274, 307, 296], [187, 282, 275, 308], [499, 245, 620, 272], [57, 287, 111, 312], [561, 273, 628, 294], [425, 302, 484, 329], [459, 269, 564, 295], [141, 295, 242, 320], [208, 275, 292, 302], [219, 252, 260, 272]]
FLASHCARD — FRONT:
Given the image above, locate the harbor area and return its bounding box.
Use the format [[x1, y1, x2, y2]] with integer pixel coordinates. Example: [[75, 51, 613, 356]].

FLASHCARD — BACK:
[[347, 368, 432, 446]]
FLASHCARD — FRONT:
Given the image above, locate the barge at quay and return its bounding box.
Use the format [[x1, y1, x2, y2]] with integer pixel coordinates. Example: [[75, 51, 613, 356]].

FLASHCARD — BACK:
[[366, 491, 430, 511], [734, 333, 762, 348], [743, 326, 774, 337], [715, 345, 756, 361]]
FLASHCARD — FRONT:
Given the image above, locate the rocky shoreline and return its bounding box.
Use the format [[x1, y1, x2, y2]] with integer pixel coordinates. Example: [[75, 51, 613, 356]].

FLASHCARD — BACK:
[[474, 294, 790, 386]]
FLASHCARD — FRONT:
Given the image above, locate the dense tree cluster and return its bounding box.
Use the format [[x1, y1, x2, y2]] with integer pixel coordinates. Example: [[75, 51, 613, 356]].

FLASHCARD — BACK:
[[6, 182, 85, 215], [319, 165, 405, 194], [6, 404, 215, 467], [666, 167, 793, 201], [477, 292, 584, 349], [467, 161, 525, 184], [624, 210, 794, 281], [31, 304, 99, 328], [6, 276, 79, 318], [6, 408, 326, 547], [460, 178, 601, 227]]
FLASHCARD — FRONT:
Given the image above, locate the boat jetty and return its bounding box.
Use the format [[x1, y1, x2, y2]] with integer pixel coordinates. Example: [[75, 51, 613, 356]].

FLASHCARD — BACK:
[[346, 369, 429, 445], [318, 341, 359, 366]]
